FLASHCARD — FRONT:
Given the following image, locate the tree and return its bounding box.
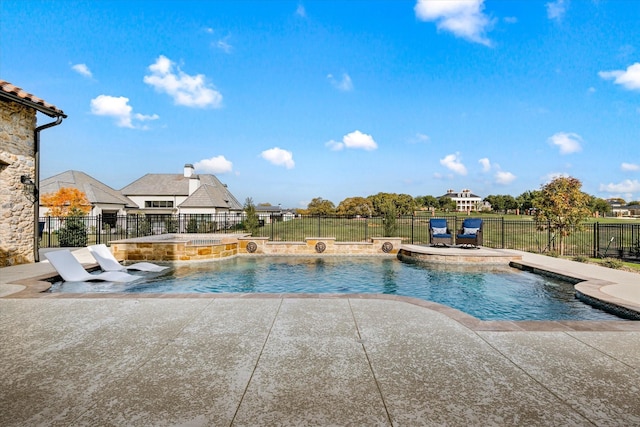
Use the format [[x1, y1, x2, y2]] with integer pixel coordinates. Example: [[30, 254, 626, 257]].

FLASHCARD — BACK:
[[484, 195, 505, 213], [484, 194, 518, 213], [41, 187, 91, 217], [382, 201, 398, 237], [533, 176, 591, 256], [438, 197, 457, 212], [367, 192, 415, 216], [415, 195, 439, 210], [243, 197, 260, 236], [58, 207, 88, 247], [336, 197, 373, 217], [588, 196, 611, 216], [307, 197, 336, 215], [516, 190, 540, 213]]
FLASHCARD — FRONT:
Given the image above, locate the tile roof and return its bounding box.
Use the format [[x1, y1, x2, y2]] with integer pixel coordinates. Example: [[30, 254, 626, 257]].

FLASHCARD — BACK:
[[0, 80, 66, 117], [40, 170, 137, 208]]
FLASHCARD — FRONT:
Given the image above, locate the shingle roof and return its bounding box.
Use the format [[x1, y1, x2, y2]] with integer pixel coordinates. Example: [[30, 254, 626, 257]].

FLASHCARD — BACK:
[[40, 170, 136, 208], [179, 184, 233, 208], [121, 173, 243, 210], [440, 190, 481, 198], [0, 80, 66, 118]]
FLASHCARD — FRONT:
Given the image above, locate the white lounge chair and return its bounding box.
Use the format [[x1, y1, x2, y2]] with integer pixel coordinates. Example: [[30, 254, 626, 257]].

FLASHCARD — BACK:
[[88, 244, 168, 272], [44, 250, 140, 283]]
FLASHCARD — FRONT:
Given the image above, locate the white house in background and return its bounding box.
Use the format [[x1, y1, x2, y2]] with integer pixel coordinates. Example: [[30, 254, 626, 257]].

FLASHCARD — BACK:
[[40, 170, 136, 223], [255, 205, 296, 223], [120, 164, 243, 216], [439, 189, 484, 212]]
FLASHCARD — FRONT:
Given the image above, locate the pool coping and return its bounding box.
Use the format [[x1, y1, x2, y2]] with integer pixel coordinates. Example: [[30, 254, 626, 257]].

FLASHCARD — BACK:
[[3, 249, 639, 332]]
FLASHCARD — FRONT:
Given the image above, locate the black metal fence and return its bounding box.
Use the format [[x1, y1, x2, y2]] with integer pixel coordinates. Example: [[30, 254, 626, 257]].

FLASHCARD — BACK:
[[38, 214, 640, 261]]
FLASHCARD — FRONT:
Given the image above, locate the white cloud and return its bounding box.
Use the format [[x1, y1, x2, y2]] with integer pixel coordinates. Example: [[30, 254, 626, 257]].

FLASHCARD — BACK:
[[546, 0, 567, 22], [327, 73, 354, 91], [261, 147, 295, 169], [194, 155, 233, 174], [548, 132, 582, 154], [479, 157, 491, 172], [622, 162, 640, 172], [599, 179, 640, 194], [414, 0, 493, 46], [495, 171, 516, 185], [215, 37, 233, 53], [134, 113, 160, 122], [344, 130, 377, 150], [440, 153, 468, 175], [143, 55, 223, 108], [327, 130, 377, 151], [409, 133, 430, 144], [542, 172, 569, 183], [325, 140, 344, 151], [71, 63, 92, 78], [599, 62, 640, 91], [90, 95, 158, 129], [296, 4, 306, 17]]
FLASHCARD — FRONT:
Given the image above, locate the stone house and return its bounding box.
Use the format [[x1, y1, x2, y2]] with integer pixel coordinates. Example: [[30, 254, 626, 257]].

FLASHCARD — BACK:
[[0, 80, 66, 266]]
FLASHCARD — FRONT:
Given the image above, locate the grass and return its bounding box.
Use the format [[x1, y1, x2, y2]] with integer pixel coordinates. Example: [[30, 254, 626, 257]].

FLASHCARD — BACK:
[[592, 258, 640, 272]]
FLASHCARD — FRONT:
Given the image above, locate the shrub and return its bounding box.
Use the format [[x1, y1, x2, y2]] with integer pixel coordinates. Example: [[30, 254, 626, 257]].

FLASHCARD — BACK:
[[58, 215, 88, 247], [602, 258, 624, 269], [572, 255, 588, 263], [244, 198, 260, 236], [382, 202, 398, 237], [165, 218, 178, 233]]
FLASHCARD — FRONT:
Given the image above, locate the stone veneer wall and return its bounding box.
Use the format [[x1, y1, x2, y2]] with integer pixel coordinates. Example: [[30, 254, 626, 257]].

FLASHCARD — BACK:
[[110, 235, 403, 262], [0, 100, 36, 266], [238, 237, 402, 256]]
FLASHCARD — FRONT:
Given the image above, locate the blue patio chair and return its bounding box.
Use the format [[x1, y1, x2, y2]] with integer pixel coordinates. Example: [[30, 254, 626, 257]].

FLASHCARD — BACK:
[[429, 218, 453, 246], [456, 218, 483, 248]]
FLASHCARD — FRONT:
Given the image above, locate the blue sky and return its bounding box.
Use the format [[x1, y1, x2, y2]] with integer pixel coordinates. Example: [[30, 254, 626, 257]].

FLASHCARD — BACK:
[[2, 0, 639, 208]]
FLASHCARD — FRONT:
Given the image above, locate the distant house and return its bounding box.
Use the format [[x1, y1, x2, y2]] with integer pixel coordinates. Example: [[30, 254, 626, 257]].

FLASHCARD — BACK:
[[439, 189, 483, 213], [40, 170, 136, 228], [0, 80, 66, 265], [255, 205, 296, 223], [609, 200, 640, 217], [121, 164, 244, 231]]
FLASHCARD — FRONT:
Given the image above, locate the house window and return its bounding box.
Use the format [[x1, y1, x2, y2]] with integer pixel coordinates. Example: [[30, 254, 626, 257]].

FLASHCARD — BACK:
[[145, 201, 174, 208]]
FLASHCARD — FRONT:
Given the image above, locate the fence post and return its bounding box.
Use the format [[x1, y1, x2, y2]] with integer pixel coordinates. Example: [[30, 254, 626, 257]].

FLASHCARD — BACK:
[[96, 214, 101, 245], [501, 217, 505, 249], [47, 216, 52, 247], [593, 222, 598, 258]]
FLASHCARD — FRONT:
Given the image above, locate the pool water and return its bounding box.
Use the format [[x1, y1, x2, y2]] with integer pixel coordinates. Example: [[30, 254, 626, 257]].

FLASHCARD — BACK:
[[48, 256, 624, 321]]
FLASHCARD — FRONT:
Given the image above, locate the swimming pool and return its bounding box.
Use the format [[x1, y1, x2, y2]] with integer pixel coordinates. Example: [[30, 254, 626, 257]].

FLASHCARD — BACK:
[[47, 256, 625, 321]]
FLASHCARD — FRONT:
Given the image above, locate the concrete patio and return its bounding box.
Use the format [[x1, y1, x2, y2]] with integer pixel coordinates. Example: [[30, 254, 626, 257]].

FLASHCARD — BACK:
[[1, 249, 639, 426]]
